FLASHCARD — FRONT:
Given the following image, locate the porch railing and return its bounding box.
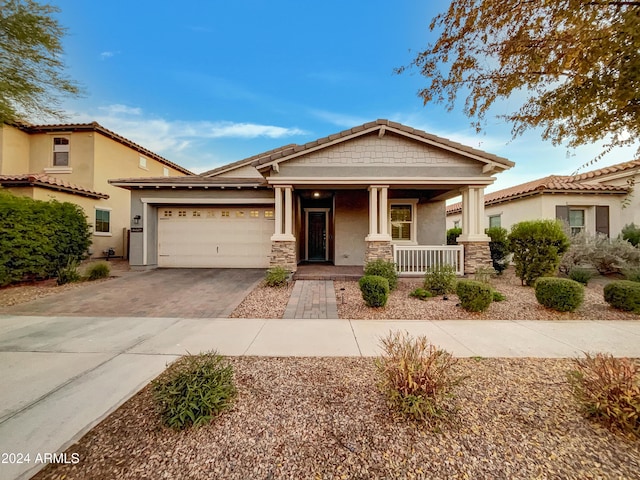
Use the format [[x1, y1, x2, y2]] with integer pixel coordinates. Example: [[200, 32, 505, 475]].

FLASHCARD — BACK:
[[393, 244, 464, 276]]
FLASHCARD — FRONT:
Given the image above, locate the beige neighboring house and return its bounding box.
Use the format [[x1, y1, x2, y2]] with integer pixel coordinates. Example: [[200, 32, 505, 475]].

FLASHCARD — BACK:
[[0, 122, 192, 259], [112, 119, 514, 275], [446, 159, 640, 238]]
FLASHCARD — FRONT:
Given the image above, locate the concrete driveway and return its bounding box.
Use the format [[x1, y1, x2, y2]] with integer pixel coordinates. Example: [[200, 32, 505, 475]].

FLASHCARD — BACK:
[[0, 268, 264, 317]]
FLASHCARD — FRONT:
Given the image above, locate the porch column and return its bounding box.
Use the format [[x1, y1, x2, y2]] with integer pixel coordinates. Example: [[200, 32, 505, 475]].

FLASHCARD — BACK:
[[367, 186, 379, 238], [379, 186, 389, 237], [273, 187, 283, 237], [270, 185, 296, 271], [456, 186, 491, 274], [284, 186, 293, 237], [365, 185, 393, 263]]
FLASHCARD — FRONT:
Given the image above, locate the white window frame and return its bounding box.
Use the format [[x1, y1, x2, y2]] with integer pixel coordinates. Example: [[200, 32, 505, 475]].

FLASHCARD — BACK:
[[94, 207, 112, 236], [163, 167, 169, 176], [569, 208, 585, 236], [44, 136, 72, 174], [489, 214, 501, 229], [139, 156, 148, 170], [389, 199, 418, 245]]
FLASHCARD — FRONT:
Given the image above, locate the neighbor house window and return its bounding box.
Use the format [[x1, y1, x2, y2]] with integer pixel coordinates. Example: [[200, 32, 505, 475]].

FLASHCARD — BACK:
[[139, 156, 147, 169], [163, 167, 169, 176], [453, 220, 460, 229], [569, 209, 585, 235], [53, 137, 70, 166], [95, 209, 111, 234], [390, 201, 417, 242], [489, 215, 501, 228]]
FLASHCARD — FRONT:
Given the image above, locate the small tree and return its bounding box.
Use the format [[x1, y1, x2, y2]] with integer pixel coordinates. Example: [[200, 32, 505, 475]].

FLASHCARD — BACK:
[[508, 220, 569, 286], [446, 227, 462, 245], [621, 223, 640, 247]]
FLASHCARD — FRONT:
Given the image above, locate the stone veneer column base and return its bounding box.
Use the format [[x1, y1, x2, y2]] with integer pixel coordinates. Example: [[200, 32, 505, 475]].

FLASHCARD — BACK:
[[269, 240, 297, 272], [458, 241, 492, 275], [364, 240, 394, 264]]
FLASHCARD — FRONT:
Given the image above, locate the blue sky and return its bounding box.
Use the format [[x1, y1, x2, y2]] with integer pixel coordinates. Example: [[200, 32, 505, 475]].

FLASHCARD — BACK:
[[52, 0, 637, 193]]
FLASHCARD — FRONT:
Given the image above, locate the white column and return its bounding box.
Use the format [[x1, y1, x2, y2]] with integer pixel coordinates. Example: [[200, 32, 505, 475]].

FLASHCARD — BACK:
[[379, 186, 389, 237], [284, 186, 293, 236], [368, 186, 378, 237], [273, 187, 283, 237], [457, 186, 490, 242]]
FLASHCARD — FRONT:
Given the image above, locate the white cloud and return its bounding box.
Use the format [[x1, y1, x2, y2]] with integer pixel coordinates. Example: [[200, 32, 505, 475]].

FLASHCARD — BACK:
[[99, 51, 119, 60]]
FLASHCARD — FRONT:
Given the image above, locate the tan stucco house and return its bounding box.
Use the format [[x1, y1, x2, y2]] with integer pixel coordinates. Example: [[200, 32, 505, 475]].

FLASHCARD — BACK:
[[446, 159, 640, 238], [112, 120, 514, 274], [0, 123, 192, 259]]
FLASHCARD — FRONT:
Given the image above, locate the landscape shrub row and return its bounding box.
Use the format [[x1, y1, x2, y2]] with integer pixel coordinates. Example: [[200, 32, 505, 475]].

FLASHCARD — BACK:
[[0, 191, 91, 286]]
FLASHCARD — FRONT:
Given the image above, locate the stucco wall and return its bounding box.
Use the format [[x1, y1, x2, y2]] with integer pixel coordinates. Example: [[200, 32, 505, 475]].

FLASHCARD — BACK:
[[334, 190, 368, 265], [0, 126, 30, 174], [447, 192, 627, 237], [417, 200, 447, 245]]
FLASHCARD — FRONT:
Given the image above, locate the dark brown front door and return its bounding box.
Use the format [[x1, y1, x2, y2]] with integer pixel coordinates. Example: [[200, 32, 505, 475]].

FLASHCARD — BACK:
[[308, 211, 326, 261]]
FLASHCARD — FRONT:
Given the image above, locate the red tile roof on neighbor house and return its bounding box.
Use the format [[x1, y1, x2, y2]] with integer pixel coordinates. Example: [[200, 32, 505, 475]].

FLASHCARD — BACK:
[[16, 122, 193, 175], [0, 174, 110, 199], [445, 159, 637, 215]]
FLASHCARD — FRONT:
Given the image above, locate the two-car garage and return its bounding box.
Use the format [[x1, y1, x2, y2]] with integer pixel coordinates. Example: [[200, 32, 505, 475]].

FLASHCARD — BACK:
[[157, 206, 274, 268]]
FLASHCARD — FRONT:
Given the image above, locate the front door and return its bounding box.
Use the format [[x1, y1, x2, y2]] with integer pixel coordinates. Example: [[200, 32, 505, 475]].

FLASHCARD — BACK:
[[307, 211, 327, 261]]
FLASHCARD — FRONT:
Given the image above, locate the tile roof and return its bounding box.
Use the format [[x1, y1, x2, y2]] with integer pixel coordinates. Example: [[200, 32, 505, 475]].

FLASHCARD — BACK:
[[0, 174, 110, 199], [109, 176, 267, 189], [16, 122, 193, 175], [202, 119, 514, 177], [445, 160, 637, 215]]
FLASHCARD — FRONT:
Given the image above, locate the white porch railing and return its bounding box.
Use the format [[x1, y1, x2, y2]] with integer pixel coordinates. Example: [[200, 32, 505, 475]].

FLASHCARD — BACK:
[[393, 245, 464, 276]]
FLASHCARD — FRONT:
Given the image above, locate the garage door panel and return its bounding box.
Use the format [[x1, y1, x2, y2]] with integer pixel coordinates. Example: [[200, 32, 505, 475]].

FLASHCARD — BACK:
[[158, 207, 273, 268]]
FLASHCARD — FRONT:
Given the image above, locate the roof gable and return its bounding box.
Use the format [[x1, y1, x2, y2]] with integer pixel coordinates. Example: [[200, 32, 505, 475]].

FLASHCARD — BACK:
[[203, 119, 514, 179]]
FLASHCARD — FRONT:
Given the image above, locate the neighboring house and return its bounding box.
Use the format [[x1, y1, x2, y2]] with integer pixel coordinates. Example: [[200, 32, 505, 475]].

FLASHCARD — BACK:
[[112, 120, 514, 274], [0, 123, 192, 259], [446, 159, 640, 238]]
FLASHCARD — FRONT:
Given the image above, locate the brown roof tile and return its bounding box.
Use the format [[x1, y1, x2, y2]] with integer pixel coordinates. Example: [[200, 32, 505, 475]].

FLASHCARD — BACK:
[[0, 174, 110, 199]]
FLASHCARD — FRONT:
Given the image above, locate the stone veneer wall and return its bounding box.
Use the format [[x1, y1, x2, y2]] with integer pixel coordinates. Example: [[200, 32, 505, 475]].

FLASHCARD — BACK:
[[270, 240, 297, 272], [459, 241, 492, 274], [364, 240, 394, 264]]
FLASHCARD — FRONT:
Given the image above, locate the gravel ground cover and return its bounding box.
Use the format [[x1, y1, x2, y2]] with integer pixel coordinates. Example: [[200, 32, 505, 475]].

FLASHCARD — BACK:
[[229, 282, 294, 318], [33, 357, 639, 480]]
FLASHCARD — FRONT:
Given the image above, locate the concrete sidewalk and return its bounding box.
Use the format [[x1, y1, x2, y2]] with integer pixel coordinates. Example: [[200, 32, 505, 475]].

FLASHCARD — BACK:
[[1, 315, 639, 480]]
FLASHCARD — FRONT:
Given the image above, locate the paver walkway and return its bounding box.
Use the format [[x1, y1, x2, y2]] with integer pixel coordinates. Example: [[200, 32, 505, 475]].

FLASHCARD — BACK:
[[283, 280, 339, 319]]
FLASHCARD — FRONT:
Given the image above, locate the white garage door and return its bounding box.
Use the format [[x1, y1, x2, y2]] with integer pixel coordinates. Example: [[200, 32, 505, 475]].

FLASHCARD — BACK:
[[158, 206, 274, 268]]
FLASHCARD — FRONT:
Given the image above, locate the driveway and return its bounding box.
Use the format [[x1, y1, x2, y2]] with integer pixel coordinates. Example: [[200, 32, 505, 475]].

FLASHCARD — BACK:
[[0, 268, 264, 318]]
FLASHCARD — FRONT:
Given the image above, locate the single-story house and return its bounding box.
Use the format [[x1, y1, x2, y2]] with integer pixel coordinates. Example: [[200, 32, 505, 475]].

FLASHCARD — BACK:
[[446, 159, 640, 238], [111, 120, 514, 274]]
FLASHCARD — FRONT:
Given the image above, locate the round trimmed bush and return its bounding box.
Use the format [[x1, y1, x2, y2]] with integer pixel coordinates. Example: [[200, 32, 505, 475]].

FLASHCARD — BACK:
[[359, 275, 390, 307], [456, 280, 493, 312], [604, 280, 640, 313], [364, 259, 398, 291], [534, 277, 584, 312], [568, 267, 593, 286]]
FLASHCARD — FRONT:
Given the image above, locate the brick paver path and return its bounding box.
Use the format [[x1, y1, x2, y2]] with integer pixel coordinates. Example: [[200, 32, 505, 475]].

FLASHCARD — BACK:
[[283, 280, 339, 319]]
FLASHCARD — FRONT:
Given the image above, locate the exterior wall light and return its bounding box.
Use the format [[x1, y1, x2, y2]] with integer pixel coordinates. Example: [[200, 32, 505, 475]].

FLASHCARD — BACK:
[[133, 215, 141, 224]]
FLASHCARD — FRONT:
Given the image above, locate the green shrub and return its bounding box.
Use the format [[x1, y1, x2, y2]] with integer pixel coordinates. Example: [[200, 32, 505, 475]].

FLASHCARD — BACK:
[[604, 280, 640, 313], [534, 277, 584, 312], [86, 262, 110, 281], [152, 351, 237, 430], [364, 259, 398, 291], [446, 227, 462, 245], [508, 220, 570, 286], [621, 223, 640, 247], [56, 258, 81, 285], [492, 291, 506, 302], [456, 280, 493, 312], [375, 331, 464, 424], [473, 266, 496, 284], [560, 231, 640, 276], [409, 287, 432, 300], [623, 268, 640, 283], [486, 226, 510, 274], [568, 353, 640, 439], [423, 264, 457, 295], [0, 191, 91, 286], [264, 266, 289, 287], [359, 275, 389, 307], [569, 267, 593, 285]]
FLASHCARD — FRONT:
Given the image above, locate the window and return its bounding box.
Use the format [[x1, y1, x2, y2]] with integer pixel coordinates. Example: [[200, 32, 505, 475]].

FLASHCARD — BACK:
[[250, 210, 259, 218], [489, 215, 501, 228], [178, 210, 186, 217], [569, 209, 585, 235], [265, 210, 274, 218], [453, 220, 460, 229], [192, 211, 201, 217], [221, 211, 230, 217], [390, 203, 414, 242], [139, 156, 147, 169], [163, 167, 169, 176], [163, 210, 172, 217], [95, 209, 111, 234], [236, 211, 245, 218], [53, 137, 69, 166]]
